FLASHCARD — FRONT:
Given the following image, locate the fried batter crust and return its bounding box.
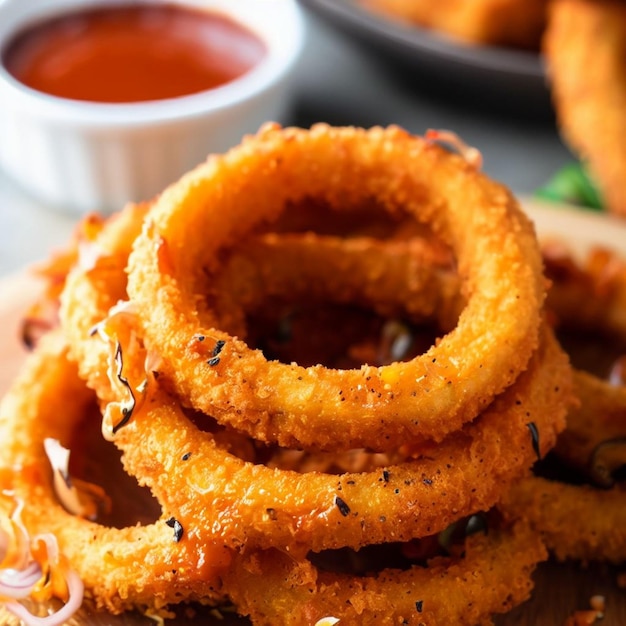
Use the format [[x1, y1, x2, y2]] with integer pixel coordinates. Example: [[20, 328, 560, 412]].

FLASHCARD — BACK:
[[544, 0, 626, 217], [362, 0, 547, 49]]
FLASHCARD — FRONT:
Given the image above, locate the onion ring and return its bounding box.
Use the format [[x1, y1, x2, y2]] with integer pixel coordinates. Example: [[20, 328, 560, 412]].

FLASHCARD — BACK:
[[223, 518, 546, 626], [499, 241, 626, 565], [0, 332, 232, 615], [60, 202, 149, 401], [551, 369, 626, 480], [499, 477, 626, 565], [126, 123, 546, 452], [105, 319, 568, 555], [499, 367, 626, 564]]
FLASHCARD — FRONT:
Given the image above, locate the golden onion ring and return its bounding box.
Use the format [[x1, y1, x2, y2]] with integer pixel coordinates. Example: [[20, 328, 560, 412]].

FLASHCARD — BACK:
[[126, 123, 546, 452]]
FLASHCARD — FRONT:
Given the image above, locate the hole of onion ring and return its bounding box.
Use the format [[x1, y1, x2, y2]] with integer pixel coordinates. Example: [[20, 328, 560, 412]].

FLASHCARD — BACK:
[[308, 541, 435, 576], [66, 400, 161, 528], [180, 303, 446, 465], [308, 513, 490, 576], [181, 406, 411, 472], [245, 301, 444, 370]]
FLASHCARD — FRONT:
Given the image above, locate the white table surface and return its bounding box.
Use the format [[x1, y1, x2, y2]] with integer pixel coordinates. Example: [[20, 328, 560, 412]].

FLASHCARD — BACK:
[[0, 8, 574, 277]]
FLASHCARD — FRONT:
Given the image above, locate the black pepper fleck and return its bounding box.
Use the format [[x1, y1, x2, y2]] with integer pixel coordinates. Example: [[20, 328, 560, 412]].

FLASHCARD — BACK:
[[212, 340, 226, 356], [527, 422, 541, 460], [334, 496, 351, 517]]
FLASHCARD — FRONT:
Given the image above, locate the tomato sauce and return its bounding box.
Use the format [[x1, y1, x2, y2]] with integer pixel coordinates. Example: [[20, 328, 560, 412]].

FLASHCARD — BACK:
[[2, 4, 266, 103]]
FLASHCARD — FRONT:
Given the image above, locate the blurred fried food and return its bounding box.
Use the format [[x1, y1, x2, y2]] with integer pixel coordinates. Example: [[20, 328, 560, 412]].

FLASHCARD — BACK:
[[361, 0, 547, 50], [543, 0, 626, 218], [362, 0, 626, 219]]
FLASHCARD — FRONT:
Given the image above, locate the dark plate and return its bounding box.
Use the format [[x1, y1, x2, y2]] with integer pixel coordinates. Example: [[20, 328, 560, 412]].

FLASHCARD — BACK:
[[298, 0, 552, 117]]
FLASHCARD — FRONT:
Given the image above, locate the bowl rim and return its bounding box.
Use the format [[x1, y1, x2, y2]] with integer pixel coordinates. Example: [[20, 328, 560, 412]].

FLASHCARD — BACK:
[[0, 0, 305, 129]]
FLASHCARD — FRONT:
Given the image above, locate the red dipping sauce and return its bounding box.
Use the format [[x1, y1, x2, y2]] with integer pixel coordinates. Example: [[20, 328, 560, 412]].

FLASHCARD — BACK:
[[2, 4, 267, 103]]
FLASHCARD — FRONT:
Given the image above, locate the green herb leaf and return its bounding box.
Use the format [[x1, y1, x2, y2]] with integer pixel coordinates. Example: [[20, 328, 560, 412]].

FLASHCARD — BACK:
[[535, 162, 604, 211]]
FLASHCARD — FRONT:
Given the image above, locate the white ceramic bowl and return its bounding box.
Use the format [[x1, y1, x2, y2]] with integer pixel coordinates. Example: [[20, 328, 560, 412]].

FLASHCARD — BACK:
[[0, 0, 305, 215]]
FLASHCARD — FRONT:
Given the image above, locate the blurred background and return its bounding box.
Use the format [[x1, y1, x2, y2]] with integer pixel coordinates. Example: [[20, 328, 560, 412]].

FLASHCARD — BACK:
[[0, 0, 579, 275]]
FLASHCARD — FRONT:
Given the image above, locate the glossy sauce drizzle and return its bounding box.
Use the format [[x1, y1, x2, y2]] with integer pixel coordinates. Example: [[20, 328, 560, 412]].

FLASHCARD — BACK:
[[2, 4, 266, 103]]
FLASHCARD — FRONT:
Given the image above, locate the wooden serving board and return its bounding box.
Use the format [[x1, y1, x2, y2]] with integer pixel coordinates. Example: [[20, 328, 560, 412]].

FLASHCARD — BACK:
[[0, 247, 625, 625]]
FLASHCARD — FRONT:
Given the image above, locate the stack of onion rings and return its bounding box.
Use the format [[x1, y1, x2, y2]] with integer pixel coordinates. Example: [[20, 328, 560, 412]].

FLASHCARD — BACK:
[[1, 124, 575, 625]]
